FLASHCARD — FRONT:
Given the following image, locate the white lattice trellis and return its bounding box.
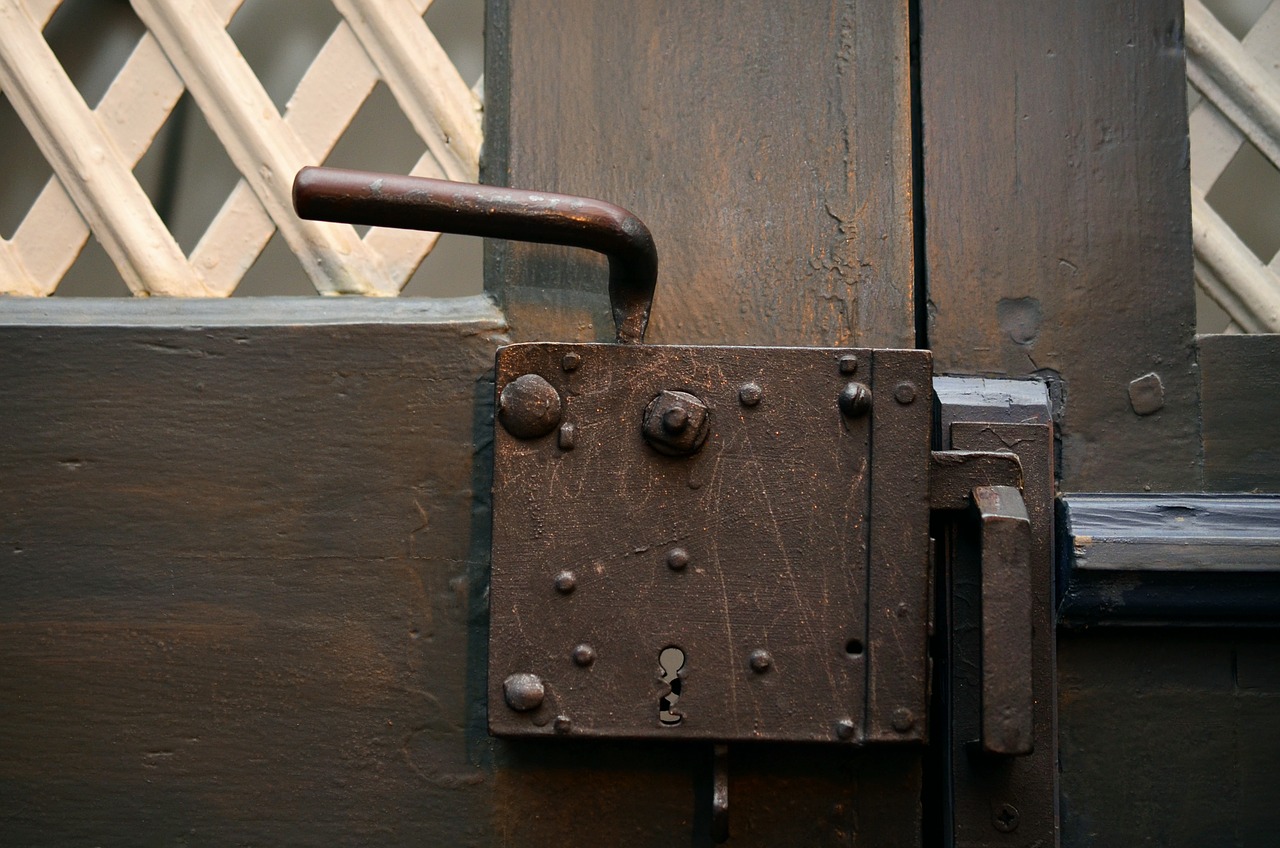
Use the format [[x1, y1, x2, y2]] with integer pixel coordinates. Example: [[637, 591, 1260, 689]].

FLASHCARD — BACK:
[[0, 0, 481, 296], [1188, 0, 1280, 331]]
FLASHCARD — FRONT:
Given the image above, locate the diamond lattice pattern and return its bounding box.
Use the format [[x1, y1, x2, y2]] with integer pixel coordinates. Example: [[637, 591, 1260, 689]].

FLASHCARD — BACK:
[[0, 0, 481, 296]]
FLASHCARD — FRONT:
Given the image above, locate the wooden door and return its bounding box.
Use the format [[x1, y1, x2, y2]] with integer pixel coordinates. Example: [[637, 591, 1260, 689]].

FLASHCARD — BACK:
[[3, 1, 1278, 845]]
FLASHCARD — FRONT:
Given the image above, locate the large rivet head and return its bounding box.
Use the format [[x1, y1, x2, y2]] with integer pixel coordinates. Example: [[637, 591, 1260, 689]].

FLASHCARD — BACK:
[[499, 374, 562, 439], [838, 382, 873, 419], [503, 673, 545, 712], [643, 390, 710, 456]]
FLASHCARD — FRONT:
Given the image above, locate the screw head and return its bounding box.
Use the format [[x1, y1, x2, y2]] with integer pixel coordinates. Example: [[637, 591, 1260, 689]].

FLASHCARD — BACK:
[[893, 381, 918, 405], [572, 643, 596, 666], [738, 382, 762, 406], [838, 382, 873, 419], [561, 351, 582, 372], [503, 673, 545, 712], [993, 803, 1020, 833], [666, 547, 690, 570], [749, 649, 773, 673], [558, 422, 576, 451], [891, 707, 916, 733], [554, 570, 577, 594], [835, 718, 857, 740], [498, 374, 562, 439], [838, 354, 859, 375], [642, 391, 710, 456], [662, 406, 690, 434]]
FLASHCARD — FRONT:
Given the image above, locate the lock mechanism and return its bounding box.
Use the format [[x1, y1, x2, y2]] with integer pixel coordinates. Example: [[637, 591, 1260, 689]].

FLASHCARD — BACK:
[[294, 167, 1052, 842]]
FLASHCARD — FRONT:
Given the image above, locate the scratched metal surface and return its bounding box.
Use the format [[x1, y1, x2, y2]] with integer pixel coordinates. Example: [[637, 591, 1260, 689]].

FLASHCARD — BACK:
[[489, 343, 932, 744]]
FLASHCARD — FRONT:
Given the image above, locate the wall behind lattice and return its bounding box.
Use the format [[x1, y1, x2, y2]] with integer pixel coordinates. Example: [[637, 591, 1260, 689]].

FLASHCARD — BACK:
[[0, 0, 483, 298]]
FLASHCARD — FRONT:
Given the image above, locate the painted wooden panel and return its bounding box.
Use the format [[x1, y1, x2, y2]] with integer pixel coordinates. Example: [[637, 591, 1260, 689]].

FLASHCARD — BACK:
[[485, 0, 915, 349], [920, 0, 1201, 491], [0, 300, 506, 843], [1201, 333, 1280, 492]]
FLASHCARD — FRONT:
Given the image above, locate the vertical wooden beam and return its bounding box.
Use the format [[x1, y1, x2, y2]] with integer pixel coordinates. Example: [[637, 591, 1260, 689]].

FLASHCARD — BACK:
[[920, 0, 1201, 491], [484, 2, 921, 844], [485, 0, 915, 348]]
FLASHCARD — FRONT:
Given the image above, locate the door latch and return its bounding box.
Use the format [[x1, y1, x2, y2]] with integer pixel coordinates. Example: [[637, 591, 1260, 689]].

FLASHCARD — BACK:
[[294, 168, 1054, 843]]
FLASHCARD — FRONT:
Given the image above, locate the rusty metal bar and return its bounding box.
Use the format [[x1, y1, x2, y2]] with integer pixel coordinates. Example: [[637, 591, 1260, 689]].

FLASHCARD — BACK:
[[972, 484, 1035, 757], [928, 450, 1024, 510], [292, 166, 659, 343]]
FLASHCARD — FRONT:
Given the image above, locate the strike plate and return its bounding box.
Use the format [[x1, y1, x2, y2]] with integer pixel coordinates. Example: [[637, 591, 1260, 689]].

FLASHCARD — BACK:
[[489, 343, 932, 744]]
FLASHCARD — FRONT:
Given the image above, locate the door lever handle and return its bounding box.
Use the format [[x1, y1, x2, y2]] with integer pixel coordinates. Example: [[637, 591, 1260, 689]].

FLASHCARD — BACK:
[[970, 484, 1035, 757], [292, 167, 659, 345]]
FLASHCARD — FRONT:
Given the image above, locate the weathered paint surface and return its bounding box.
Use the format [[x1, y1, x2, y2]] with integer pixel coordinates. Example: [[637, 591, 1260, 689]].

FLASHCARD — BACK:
[[485, 0, 915, 350], [921, 0, 1200, 491]]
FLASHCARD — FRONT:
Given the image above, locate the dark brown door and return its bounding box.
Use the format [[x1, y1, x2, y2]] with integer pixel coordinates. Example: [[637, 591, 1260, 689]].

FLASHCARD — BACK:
[[3, 2, 1278, 846]]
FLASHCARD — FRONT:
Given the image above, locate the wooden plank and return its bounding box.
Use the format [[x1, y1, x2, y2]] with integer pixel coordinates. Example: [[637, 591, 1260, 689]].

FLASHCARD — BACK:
[[0, 300, 506, 845], [920, 0, 1201, 491], [1201, 333, 1280, 492], [482, 4, 922, 842], [1058, 631, 1280, 847], [484, 0, 915, 348]]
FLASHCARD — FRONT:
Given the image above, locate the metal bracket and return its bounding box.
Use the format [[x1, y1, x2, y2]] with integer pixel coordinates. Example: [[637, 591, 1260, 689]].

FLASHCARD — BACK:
[[933, 377, 1059, 848]]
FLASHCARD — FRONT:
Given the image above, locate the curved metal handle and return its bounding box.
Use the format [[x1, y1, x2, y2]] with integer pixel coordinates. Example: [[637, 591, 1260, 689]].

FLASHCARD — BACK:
[[292, 166, 658, 344]]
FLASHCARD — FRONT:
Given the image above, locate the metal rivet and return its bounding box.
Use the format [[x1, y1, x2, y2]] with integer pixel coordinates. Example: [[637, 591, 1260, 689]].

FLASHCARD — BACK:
[[554, 715, 572, 734], [835, 718, 857, 740], [738, 382, 762, 406], [1128, 372, 1164, 416], [572, 643, 596, 666], [667, 547, 690, 570], [561, 352, 582, 372], [663, 406, 690, 433], [893, 381, 917, 405], [554, 570, 577, 594], [749, 649, 773, 673], [993, 803, 1020, 833], [503, 673, 545, 712], [891, 707, 916, 732], [498, 374, 562, 439], [642, 391, 710, 457], [558, 422, 576, 451], [838, 354, 859, 375], [838, 382, 873, 419]]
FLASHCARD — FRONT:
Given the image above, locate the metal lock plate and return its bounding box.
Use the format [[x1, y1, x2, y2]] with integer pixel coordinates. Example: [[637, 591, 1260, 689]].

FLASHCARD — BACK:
[[288, 167, 934, 746], [489, 344, 933, 743]]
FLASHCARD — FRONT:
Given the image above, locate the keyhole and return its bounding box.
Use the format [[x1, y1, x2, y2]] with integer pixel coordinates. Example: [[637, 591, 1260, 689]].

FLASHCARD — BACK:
[[658, 646, 686, 726]]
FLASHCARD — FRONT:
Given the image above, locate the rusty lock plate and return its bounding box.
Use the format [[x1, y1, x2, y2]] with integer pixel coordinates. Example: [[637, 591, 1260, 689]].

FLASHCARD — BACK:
[[489, 343, 932, 743]]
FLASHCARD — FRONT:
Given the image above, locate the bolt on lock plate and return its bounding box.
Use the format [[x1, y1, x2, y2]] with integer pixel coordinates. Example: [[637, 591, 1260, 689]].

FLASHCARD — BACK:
[[489, 343, 933, 744]]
